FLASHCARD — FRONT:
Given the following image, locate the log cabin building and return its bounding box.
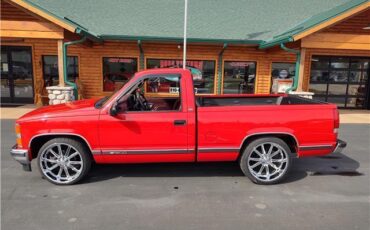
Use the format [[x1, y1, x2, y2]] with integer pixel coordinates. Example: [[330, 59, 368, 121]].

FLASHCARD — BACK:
[[1, 0, 369, 109]]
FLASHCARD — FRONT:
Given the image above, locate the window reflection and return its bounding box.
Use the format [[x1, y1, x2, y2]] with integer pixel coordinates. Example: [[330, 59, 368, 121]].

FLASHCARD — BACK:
[[309, 84, 327, 95], [328, 84, 347, 95], [146, 59, 215, 94], [347, 84, 366, 97], [103, 57, 137, 92], [42, 55, 78, 86], [350, 58, 369, 70], [310, 70, 329, 82], [329, 71, 348, 83], [330, 57, 349, 69], [346, 97, 365, 108], [350, 71, 368, 83], [310, 55, 369, 109], [223, 61, 256, 94]]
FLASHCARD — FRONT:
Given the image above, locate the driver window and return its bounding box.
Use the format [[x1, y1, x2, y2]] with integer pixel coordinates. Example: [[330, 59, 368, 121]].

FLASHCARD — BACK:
[[126, 74, 181, 112]]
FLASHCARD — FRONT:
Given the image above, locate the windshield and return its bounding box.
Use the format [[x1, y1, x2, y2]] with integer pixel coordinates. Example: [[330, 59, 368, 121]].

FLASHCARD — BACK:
[[94, 93, 115, 109], [95, 73, 140, 109]]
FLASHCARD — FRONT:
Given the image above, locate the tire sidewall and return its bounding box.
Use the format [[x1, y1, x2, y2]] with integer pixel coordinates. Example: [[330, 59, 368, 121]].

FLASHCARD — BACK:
[[240, 137, 292, 185], [37, 138, 91, 185]]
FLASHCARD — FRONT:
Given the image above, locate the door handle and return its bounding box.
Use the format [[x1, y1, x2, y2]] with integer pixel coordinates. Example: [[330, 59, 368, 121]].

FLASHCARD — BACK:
[[174, 120, 186, 126]]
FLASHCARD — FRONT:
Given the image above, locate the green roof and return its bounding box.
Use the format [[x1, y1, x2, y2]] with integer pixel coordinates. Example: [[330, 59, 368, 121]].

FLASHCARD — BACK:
[[25, 0, 368, 48]]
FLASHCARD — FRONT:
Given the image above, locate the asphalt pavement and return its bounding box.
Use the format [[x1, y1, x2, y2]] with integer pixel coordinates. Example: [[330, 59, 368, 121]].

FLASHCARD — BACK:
[[1, 119, 369, 230]]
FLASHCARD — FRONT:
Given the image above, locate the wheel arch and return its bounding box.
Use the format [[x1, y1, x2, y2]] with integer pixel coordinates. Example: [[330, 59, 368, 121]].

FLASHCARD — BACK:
[[239, 132, 299, 158], [29, 133, 94, 160]]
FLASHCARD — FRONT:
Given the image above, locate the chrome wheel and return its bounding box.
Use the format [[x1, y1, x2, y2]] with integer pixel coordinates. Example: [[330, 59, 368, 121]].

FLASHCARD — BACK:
[[247, 142, 289, 182], [39, 143, 83, 184]]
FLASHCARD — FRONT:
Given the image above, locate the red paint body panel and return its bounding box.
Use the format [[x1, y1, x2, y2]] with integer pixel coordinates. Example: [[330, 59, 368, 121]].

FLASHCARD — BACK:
[[297, 148, 336, 157], [197, 152, 239, 162], [197, 104, 337, 158], [15, 68, 340, 164], [94, 154, 195, 164]]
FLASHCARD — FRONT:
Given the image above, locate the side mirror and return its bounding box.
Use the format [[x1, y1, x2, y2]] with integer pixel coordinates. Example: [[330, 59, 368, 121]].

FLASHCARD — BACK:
[[110, 102, 119, 116]]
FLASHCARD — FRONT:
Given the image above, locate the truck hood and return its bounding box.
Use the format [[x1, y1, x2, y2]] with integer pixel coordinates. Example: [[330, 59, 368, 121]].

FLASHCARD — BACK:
[[18, 99, 100, 122]]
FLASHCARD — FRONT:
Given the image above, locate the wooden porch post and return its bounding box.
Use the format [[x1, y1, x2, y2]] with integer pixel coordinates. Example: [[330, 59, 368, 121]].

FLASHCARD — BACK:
[[297, 48, 306, 91], [57, 39, 65, 86]]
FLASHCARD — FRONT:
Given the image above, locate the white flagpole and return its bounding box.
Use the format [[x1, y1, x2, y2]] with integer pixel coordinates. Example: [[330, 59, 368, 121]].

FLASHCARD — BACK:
[[182, 0, 188, 69]]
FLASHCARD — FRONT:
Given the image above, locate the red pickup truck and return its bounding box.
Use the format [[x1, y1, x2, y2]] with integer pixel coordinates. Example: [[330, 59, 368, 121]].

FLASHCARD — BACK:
[[11, 68, 346, 185]]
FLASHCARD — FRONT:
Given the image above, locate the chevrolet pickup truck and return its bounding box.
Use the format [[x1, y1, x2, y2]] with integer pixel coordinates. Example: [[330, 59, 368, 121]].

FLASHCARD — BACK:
[[11, 68, 346, 185]]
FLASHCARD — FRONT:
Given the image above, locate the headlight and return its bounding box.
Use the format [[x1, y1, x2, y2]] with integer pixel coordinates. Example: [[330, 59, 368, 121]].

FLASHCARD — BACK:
[[15, 123, 22, 148]]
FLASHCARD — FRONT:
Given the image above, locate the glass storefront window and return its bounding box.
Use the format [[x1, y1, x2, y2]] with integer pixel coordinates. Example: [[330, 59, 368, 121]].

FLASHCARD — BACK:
[[42, 55, 78, 86], [270, 62, 295, 93], [350, 71, 368, 83], [329, 71, 348, 83], [146, 59, 215, 94], [350, 58, 369, 70], [311, 56, 330, 69], [346, 97, 365, 108], [309, 84, 327, 95], [347, 84, 366, 97], [310, 70, 329, 83], [1, 50, 9, 98], [310, 55, 370, 109], [328, 84, 347, 95], [103, 57, 138, 92], [223, 61, 256, 94], [330, 57, 349, 69]]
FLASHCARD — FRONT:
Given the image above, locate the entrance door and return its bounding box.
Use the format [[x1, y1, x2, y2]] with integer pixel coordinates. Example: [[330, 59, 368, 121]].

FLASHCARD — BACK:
[[1, 46, 34, 104]]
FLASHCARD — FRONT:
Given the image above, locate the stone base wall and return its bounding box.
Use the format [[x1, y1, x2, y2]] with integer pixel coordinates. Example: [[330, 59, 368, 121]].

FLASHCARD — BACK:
[[46, 86, 74, 105]]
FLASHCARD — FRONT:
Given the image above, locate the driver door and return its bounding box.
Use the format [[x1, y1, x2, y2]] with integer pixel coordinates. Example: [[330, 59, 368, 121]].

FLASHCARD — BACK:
[[97, 73, 194, 163]]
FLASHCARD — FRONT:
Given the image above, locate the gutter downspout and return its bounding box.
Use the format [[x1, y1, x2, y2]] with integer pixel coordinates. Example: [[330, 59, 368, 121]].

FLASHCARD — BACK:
[[280, 43, 300, 93], [137, 40, 144, 70], [217, 43, 228, 94], [63, 36, 87, 99]]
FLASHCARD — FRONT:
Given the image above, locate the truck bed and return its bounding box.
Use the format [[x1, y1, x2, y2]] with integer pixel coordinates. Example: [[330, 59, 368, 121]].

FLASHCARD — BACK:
[[196, 94, 325, 107], [195, 94, 337, 161]]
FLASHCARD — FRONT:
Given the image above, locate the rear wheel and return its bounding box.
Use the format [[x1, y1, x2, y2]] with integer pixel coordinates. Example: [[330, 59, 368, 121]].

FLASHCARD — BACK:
[[239, 137, 292, 185], [37, 138, 92, 185]]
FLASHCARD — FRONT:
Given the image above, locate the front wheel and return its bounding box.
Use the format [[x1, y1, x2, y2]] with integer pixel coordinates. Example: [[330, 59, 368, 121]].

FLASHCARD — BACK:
[[239, 137, 292, 185], [37, 138, 92, 185]]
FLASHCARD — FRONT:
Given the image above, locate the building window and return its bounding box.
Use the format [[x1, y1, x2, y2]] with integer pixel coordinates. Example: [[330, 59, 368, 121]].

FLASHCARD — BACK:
[[223, 61, 256, 94], [310, 56, 369, 109], [103, 57, 138, 92], [271, 62, 295, 93], [146, 59, 216, 94], [42, 55, 78, 86]]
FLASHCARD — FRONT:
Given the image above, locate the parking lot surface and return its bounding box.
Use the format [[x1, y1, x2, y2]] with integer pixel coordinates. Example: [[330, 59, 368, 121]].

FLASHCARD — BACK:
[[1, 119, 369, 230]]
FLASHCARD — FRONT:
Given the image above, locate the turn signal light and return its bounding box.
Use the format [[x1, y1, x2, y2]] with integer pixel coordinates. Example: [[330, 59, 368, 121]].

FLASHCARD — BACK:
[[15, 123, 22, 148], [334, 109, 340, 129]]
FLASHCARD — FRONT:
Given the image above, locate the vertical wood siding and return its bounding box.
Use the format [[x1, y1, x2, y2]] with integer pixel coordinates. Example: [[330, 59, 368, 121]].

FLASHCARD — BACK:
[[1, 39, 298, 98]]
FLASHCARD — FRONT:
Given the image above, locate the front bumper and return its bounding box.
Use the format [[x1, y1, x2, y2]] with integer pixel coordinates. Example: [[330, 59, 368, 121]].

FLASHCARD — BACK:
[[333, 139, 347, 154], [10, 144, 31, 171]]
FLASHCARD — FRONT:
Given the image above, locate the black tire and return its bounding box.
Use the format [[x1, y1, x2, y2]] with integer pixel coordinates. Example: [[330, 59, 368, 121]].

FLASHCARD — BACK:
[[37, 138, 92, 185], [239, 137, 292, 185]]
